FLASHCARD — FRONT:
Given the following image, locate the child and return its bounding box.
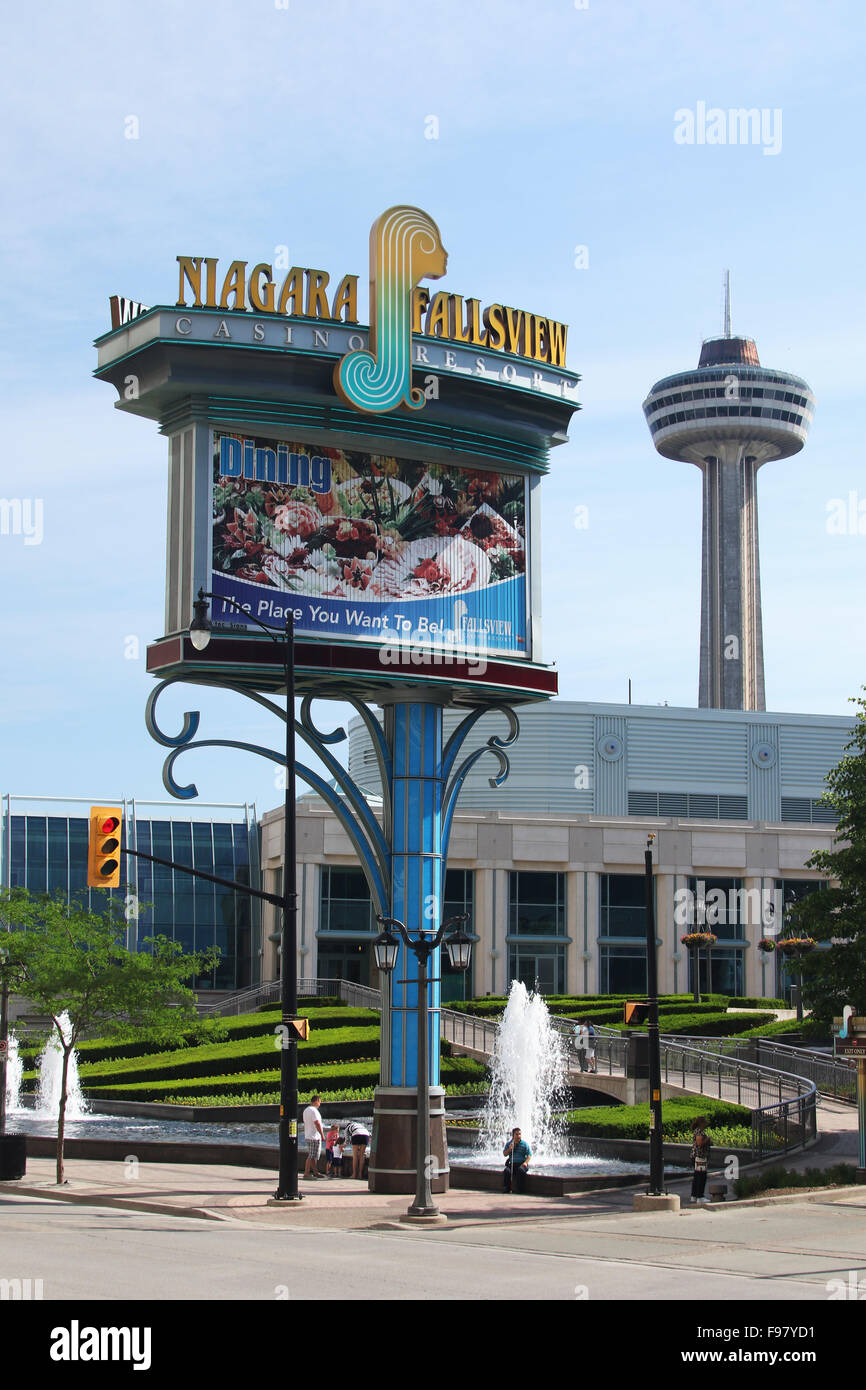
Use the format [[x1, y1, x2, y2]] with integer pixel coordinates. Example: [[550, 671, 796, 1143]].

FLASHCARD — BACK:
[[325, 1123, 340, 1177], [690, 1117, 712, 1205]]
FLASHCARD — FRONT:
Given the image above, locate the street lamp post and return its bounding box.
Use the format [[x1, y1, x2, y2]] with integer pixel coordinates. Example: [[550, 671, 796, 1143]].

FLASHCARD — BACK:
[[374, 912, 471, 1222], [644, 835, 665, 1196], [190, 589, 302, 1202]]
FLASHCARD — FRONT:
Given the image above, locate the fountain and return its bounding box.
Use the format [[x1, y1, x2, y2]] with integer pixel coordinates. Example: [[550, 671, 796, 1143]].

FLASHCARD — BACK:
[[4, 1031, 22, 1114], [475, 980, 570, 1164], [34, 1012, 89, 1119]]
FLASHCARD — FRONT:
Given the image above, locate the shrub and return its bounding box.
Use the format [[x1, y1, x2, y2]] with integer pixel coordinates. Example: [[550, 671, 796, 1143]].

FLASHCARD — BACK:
[[733, 1163, 857, 1199], [82, 1055, 486, 1102], [66, 1026, 382, 1088], [567, 1096, 750, 1140], [607, 1011, 775, 1038], [30, 1006, 378, 1067]]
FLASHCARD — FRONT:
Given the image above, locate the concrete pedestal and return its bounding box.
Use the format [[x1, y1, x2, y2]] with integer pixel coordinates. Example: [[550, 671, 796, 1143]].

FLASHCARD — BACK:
[[367, 1085, 448, 1195], [633, 1192, 680, 1213]]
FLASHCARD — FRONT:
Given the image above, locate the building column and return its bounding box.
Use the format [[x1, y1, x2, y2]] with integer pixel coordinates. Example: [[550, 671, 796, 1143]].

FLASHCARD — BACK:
[[655, 873, 675, 995], [566, 869, 582, 995], [491, 868, 510, 995], [584, 871, 599, 995], [472, 868, 495, 996]]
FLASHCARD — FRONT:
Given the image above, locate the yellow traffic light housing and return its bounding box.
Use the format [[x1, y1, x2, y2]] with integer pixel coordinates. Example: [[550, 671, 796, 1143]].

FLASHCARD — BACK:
[[87, 806, 123, 888]]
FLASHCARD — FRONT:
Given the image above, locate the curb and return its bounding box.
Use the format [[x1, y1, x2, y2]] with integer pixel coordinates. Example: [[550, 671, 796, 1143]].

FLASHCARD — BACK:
[[0, 1180, 226, 1222]]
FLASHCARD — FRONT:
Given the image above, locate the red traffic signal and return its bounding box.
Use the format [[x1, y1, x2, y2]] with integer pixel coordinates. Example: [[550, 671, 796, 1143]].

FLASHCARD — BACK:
[[87, 806, 123, 888]]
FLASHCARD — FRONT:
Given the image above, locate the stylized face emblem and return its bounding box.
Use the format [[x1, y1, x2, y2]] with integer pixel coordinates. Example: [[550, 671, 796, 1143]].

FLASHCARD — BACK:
[[334, 206, 447, 415]]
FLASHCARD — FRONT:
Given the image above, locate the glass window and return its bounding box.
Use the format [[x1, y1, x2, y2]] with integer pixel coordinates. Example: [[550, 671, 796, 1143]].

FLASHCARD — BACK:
[[687, 877, 745, 940], [600, 874, 646, 937], [442, 868, 474, 1003], [688, 944, 744, 997], [25, 818, 47, 893], [600, 944, 647, 994], [508, 942, 566, 995], [509, 872, 565, 936], [320, 866, 375, 933]]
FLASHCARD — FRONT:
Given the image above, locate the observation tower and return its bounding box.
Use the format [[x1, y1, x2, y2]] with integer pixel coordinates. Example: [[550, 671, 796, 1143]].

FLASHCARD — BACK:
[[642, 276, 815, 710]]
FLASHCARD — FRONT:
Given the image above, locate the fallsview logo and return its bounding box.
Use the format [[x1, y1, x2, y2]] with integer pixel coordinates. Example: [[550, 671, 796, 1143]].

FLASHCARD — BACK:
[[335, 206, 449, 415], [49, 1321, 152, 1371]]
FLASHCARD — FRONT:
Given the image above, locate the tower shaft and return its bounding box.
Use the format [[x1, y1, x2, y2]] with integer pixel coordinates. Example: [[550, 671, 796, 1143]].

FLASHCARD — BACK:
[[696, 445, 766, 710]]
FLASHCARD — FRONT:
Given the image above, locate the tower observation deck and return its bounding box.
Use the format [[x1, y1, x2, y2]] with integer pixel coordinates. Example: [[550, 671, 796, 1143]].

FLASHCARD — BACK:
[[642, 286, 815, 711]]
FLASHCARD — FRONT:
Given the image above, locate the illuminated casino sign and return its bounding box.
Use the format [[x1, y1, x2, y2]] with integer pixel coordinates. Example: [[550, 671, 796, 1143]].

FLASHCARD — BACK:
[[96, 204, 580, 702], [211, 431, 528, 657]]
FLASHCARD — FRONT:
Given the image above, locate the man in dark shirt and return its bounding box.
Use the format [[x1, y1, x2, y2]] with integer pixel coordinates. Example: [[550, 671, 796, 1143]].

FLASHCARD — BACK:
[[503, 1127, 532, 1193]]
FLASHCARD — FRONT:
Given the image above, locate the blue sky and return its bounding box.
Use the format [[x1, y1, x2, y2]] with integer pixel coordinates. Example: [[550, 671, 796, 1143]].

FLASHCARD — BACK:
[[1, 0, 864, 816]]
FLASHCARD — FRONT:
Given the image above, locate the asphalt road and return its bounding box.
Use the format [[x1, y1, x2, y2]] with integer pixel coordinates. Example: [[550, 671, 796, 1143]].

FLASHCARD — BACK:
[[2, 1189, 865, 1302]]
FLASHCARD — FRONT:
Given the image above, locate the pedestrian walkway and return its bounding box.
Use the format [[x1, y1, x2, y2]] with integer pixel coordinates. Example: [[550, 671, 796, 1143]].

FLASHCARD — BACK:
[[2, 1096, 858, 1230]]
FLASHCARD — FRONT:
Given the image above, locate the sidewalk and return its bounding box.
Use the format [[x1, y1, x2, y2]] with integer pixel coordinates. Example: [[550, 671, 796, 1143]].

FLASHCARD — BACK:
[[1, 1159, 643, 1229], [3, 1095, 858, 1230]]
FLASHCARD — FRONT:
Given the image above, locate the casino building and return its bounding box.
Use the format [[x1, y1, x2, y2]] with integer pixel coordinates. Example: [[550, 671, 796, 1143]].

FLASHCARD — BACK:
[[259, 699, 851, 1004]]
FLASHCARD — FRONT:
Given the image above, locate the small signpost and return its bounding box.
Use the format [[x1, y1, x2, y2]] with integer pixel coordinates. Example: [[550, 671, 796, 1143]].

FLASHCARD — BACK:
[[833, 1012, 866, 1179]]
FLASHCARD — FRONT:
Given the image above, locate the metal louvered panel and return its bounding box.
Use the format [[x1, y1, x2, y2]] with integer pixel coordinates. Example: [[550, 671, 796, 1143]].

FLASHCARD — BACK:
[[779, 725, 854, 786], [717, 795, 748, 820], [658, 792, 688, 817], [780, 797, 811, 823], [628, 716, 749, 783], [628, 791, 659, 816]]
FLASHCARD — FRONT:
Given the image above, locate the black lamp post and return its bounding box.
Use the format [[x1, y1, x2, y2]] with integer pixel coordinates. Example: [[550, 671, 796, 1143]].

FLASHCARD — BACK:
[[190, 588, 302, 1202], [644, 834, 664, 1196], [374, 911, 471, 1221]]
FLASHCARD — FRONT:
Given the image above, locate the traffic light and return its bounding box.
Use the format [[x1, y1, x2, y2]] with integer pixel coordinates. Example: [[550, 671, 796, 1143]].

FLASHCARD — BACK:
[[87, 806, 123, 888]]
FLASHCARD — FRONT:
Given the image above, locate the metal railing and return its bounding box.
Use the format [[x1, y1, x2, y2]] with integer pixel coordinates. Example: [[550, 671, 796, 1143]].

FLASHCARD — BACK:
[[197, 977, 383, 1017], [658, 1039, 817, 1160], [653, 1033, 856, 1102]]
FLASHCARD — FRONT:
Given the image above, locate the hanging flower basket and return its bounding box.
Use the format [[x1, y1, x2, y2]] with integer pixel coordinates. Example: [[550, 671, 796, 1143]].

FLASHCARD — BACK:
[[757, 938, 777, 953], [776, 937, 817, 955], [680, 932, 718, 947]]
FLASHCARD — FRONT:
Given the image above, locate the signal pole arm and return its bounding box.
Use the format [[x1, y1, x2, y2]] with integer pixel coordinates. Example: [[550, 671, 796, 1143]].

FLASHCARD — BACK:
[[123, 845, 288, 909]]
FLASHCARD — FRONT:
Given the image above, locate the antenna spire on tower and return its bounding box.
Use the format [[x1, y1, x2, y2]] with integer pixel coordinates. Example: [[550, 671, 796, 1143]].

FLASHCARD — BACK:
[[723, 269, 732, 338]]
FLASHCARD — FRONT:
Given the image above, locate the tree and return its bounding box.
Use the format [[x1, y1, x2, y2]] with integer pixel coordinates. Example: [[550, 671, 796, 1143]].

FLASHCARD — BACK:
[[0, 891, 219, 1183], [789, 691, 866, 1025]]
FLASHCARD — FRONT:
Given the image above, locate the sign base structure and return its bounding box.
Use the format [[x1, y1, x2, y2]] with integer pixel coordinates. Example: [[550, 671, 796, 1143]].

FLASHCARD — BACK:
[[146, 681, 518, 1194], [368, 1086, 449, 1196]]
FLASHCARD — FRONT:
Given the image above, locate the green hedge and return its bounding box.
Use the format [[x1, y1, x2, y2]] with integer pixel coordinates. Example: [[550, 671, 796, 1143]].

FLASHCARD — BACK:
[[736, 1016, 829, 1042], [59, 1026, 380, 1088], [567, 1096, 751, 1139], [733, 1163, 857, 1199], [609, 1010, 775, 1038], [82, 1055, 486, 1102], [21, 1005, 378, 1068]]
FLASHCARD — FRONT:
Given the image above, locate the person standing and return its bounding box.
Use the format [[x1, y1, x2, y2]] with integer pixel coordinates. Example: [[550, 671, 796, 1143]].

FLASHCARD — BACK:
[[690, 1116, 712, 1204], [573, 1021, 587, 1072], [302, 1094, 326, 1180], [343, 1119, 372, 1179], [325, 1122, 340, 1177], [585, 1021, 597, 1073], [503, 1127, 532, 1194]]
